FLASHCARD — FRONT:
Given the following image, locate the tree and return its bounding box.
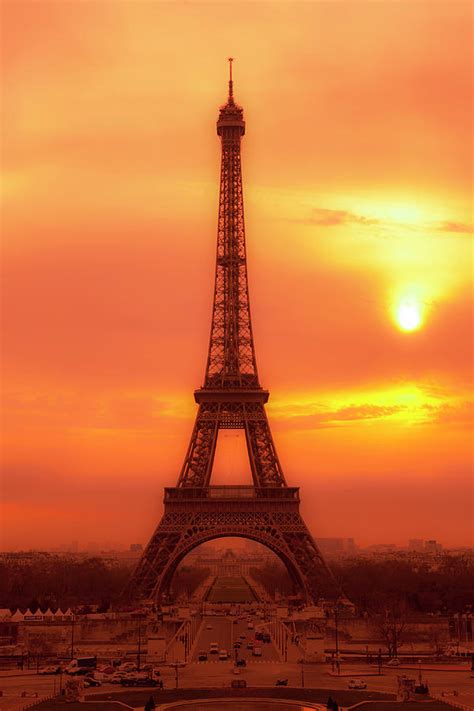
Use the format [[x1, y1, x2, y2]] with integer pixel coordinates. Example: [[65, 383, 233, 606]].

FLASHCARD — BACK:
[[374, 603, 410, 658]]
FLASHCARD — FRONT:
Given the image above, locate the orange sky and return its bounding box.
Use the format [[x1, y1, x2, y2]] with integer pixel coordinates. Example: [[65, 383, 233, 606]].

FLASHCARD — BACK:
[[2, 1, 472, 551]]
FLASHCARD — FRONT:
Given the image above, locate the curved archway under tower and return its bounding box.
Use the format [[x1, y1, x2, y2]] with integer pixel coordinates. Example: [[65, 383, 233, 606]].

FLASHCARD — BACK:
[[168, 536, 300, 604]]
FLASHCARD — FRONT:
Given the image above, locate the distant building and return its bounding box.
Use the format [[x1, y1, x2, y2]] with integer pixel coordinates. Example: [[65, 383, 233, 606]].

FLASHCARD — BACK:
[[129, 543, 143, 553], [425, 539, 443, 553], [409, 539, 424, 552], [365, 543, 398, 554], [315, 538, 358, 557]]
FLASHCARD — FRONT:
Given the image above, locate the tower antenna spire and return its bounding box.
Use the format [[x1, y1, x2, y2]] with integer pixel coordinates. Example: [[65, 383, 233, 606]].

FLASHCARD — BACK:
[[228, 56, 234, 102]]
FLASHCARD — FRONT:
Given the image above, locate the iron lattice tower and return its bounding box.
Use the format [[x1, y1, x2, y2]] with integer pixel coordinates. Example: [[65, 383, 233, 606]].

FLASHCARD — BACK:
[[127, 60, 339, 603]]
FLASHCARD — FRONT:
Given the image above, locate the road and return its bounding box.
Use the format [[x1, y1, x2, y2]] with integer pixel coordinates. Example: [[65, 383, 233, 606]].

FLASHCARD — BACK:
[[192, 614, 279, 664]]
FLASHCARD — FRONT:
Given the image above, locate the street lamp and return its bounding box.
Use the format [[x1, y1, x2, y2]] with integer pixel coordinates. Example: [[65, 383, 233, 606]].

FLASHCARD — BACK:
[[137, 617, 142, 672], [70, 612, 76, 660]]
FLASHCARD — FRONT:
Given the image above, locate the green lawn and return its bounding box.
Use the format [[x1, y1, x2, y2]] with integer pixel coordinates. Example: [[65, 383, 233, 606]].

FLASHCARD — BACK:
[[206, 576, 257, 603]]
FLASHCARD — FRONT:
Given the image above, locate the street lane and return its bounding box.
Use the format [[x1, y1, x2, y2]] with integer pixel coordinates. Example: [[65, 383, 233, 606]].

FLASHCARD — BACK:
[[192, 614, 279, 664], [192, 616, 232, 661]]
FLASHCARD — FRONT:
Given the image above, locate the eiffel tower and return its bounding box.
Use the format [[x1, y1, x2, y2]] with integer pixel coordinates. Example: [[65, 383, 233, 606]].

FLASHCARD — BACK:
[[127, 60, 339, 604]]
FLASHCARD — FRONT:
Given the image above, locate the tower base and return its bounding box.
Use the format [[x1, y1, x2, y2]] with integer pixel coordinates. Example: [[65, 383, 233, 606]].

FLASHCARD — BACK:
[[126, 486, 339, 603]]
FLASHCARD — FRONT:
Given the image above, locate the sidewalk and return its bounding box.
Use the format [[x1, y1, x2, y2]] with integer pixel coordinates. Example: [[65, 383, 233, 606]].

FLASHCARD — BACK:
[[0, 671, 41, 678]]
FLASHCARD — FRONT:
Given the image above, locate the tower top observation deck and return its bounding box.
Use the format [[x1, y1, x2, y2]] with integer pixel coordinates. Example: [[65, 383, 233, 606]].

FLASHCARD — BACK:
[[217, 57, 245, 136]]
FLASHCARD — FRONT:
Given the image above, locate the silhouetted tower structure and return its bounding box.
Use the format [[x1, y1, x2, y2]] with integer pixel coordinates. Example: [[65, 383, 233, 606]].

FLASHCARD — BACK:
[[127, 60, 338, 603]]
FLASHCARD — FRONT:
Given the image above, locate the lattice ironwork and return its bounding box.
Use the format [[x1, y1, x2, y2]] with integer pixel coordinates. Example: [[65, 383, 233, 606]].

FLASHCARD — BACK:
[[126, 61, 339, 604]]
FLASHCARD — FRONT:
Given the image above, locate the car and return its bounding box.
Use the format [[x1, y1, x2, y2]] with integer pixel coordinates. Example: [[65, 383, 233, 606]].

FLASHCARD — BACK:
[[262, 633, 271, 643], [96, 666, 114, 676], [247, 623, 254, 630], [121, 677, 158, 687], [198, 652, 208, 662], [247, 641, 254, 649], [387, 658, 400, 666], [233, 619, 238, 624], [39, 665, 62, 675], [255, 632, 263, 641], [110, 672, 125, 684], [70, 667, 93, 676], [348, 679, 367, 689], [206, 624, 213, 630], [231, 679, 247, 688], [233, 642, 241, 649], [209, 643, 219, 654], [235, 658, 246, 667], [252, 647, 262, 657], [218, 650, 228, 660], [120, 662, 137, 672], [239, 634, 246, 640], [83, 677, 102, 688]]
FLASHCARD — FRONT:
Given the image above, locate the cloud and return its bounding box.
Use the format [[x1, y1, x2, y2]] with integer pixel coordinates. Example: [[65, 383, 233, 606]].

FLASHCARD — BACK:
[[291, 207, 380, 227], [436, 221, 473, 234], [271, 402, 404, 430], [422, 400, 473, 427]]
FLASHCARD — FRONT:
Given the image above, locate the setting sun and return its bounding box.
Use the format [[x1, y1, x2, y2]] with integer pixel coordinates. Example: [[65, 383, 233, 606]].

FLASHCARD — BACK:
[[396, 299, 423, 332]]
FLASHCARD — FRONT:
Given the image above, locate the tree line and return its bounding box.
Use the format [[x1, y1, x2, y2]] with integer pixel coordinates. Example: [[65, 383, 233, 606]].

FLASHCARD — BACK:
[[0, 556, 209, 611], [251, 554, 474, 614]]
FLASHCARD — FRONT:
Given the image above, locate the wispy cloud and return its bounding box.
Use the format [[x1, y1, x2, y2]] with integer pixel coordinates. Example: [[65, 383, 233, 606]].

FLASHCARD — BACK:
[[271, 402, 404, 429], [436, 221, 473, 234], [291, 207, 380, 227], [289, 208, 473, 236]]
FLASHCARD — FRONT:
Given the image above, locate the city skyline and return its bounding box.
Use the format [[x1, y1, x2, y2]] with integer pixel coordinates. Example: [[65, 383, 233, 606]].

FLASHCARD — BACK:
[[2, 1, 472, 551]]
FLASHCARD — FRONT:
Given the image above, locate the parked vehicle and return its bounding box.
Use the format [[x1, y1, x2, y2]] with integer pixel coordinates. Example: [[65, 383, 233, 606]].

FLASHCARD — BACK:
[[239, 634, 246, 640], [39, 665, 62, 675], [218, 650, 228, 661], [209, 643, 219, 654], [231, 679, 247, 688], [247, 641, 254, 649], [262, 633, 271, 643], [247, 623, 254, 630], [255, 632, 263, 641], [276, 679, 288, 686], [119, 662, 137, 672], [64, 657, 97, 674], [121, 676, 158, 687], [198, 651, 208, 661], [83, 677, 102, 688], [348, 679, 367, 689], [110, 672, 126, 684], [235, 658, 246, 667], [252, 647, 262, 657]]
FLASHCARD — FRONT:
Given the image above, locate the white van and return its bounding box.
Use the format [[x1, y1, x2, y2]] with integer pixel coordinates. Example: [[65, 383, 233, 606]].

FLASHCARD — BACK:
[[65, 657, 97, 674], [252, 647, 262, 657]]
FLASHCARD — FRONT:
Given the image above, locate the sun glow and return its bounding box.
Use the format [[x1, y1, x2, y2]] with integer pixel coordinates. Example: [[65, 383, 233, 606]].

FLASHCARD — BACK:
[[396, 299, 423, 332]]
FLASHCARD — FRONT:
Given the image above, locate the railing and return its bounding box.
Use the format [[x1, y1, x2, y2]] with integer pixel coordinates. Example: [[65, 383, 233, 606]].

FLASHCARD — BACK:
[[164, 486, 299, 501]]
